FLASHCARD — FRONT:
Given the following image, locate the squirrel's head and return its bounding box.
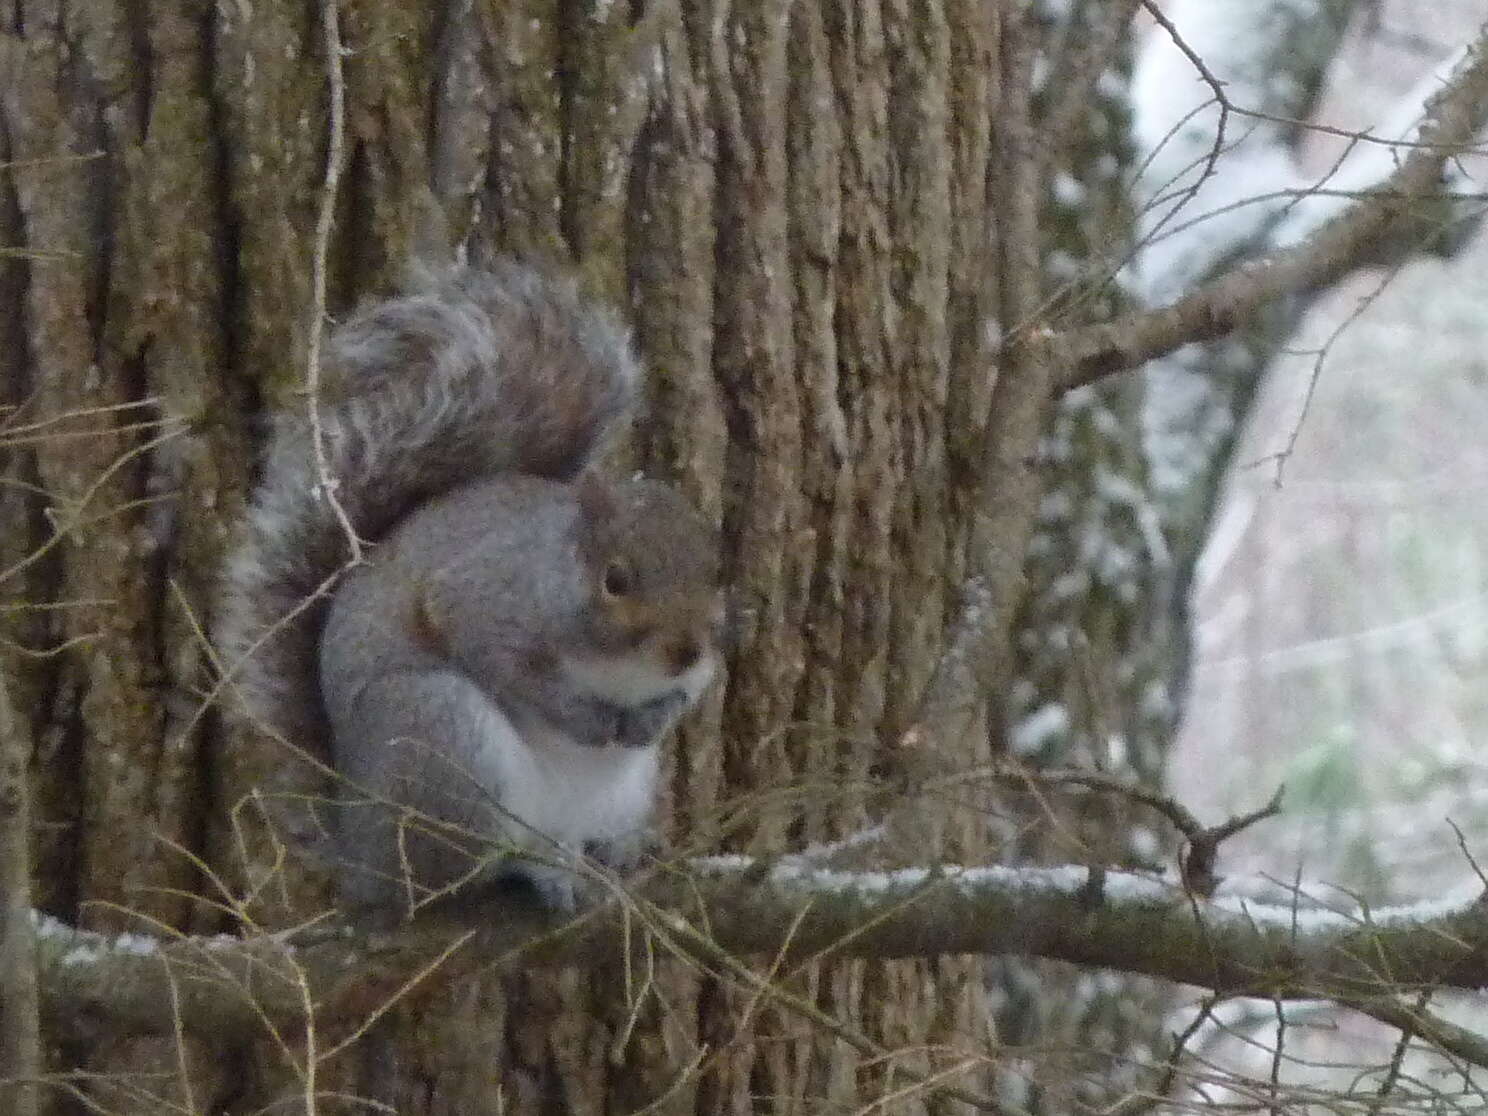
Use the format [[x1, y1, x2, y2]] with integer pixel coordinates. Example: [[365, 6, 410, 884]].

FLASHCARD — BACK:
[[563, 472, 721, 706]]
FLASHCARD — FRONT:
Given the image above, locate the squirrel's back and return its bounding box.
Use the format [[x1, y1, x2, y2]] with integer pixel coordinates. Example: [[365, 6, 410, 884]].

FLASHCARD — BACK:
[[216, 261, 639, 766]]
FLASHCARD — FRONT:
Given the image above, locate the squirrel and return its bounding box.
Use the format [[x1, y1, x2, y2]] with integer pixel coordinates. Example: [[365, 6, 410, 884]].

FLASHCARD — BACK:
[[216, 260, 720, 921]]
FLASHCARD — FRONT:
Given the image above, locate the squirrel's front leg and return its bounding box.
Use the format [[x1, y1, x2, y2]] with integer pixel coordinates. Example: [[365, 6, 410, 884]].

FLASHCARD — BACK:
[[530, 691, 686, 750], [540, 693, 624, 748], [511, 649, 691, 748], [493, 649, 622, 746]]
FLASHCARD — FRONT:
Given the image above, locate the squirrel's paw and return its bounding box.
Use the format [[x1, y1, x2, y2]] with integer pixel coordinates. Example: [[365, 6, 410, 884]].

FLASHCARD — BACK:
[[615, 691, 689, 749], [511, 849, 620, 913], [512, 859, 587, 913], [584, 827, 660, 875], [548, 698, 624, 749]]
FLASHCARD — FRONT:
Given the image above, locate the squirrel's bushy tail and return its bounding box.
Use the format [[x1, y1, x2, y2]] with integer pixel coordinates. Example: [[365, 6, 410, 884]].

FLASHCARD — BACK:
[[216, 261, 637, 769]]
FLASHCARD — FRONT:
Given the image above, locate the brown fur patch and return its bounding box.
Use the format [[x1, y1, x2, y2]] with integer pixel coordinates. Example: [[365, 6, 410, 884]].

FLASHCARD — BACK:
[[406, 583, 451, 660]]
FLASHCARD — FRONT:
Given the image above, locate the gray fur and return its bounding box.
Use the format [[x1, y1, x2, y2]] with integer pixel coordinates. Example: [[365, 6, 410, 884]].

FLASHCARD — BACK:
[[215, 262, 638, 853]]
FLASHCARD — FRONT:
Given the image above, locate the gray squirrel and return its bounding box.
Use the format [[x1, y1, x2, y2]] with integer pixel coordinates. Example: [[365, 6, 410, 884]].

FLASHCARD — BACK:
[[216, 261, 719, 921]]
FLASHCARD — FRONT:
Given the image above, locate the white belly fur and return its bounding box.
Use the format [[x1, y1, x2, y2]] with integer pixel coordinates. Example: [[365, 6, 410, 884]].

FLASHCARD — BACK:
[[457, 678, 659, 853]]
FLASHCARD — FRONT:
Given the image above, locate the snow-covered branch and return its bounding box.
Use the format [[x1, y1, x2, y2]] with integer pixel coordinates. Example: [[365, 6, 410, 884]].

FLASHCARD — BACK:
[[1053, 16, 1488, 388], [35, 859, 1488, 1045], [1130, 0, 1354, 302]]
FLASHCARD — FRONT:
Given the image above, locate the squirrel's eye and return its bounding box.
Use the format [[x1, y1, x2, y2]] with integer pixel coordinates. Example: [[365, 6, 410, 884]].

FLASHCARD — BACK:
[[602, 561, 634, 598]]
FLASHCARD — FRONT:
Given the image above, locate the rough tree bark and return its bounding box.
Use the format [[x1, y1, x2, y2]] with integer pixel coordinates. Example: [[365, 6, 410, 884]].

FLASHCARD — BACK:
[[0, 1, 1008, 1110]]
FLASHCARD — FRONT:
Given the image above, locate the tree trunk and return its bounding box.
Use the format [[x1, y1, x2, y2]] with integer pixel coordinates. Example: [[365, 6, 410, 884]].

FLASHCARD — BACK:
[[0, 1, 1168, 1111]]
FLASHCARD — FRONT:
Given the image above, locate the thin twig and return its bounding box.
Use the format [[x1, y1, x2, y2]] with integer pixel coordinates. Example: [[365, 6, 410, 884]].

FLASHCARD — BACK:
[[306, 0, 360, 565], [958, 762, 1283, 895], [1053, 21, 1488, 388], [1133, 0, 1233, 254], [1346, 991, 1488, 1074]]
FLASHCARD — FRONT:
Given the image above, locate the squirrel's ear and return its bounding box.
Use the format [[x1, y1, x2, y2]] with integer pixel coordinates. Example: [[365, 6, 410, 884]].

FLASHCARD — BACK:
[[575, 469, 616, 523]]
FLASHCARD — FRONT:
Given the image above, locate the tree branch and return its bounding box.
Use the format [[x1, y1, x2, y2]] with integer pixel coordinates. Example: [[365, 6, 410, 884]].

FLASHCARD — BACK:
[[1340, 993, 1488, 1072], [987, 762, 1284, 895], [34, 860, 1488, 1046], [1054, 20, 1488, 389]]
